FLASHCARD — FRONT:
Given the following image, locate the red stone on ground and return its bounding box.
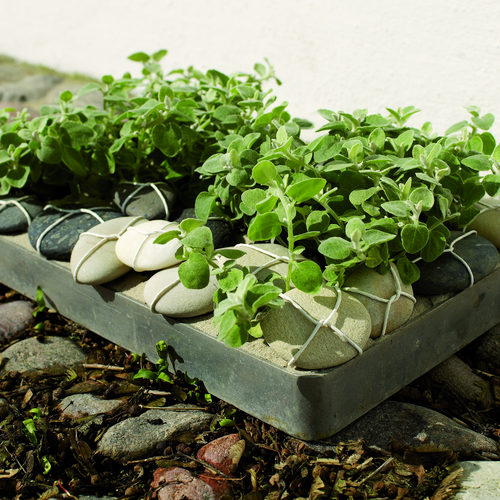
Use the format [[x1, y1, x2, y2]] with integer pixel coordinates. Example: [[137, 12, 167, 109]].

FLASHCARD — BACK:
[[151, 467, 217, 500], [196, 433, 244, 475]]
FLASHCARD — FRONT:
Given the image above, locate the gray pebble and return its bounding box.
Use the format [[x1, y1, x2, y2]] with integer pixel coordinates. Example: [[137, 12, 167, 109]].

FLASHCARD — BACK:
[[57, 393, 125, 419], [0, 300, 34, 344], [453, 461, 500, 499], [0, 336, 86, 376], [97, 406, 212, 462], [322, 400, 499, 454]]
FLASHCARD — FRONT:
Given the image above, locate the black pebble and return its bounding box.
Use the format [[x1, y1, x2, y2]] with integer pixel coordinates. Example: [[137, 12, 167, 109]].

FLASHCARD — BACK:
[[413, 231, 499, 295], [173, 208, 236, 249], [28, 206, 123, 260], [0, 196, 44, 233], [112, 182, 176, 220]]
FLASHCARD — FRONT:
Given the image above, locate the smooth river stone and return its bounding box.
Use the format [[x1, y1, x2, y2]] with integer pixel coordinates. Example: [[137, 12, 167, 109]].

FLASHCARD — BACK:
[[343, 263, 415, 338], [219, 243, 304, 290], [71, 216, 147, 285], [0, 196, 44, 233], [113, 182, 176, 220], [115, 219, 181, 272], [413, 231, 499, 295], [144, 265, 217, 317], [174, 207, 236, 249], [28, 206, 123, 260], [261, 286, 371, 369], [466, 207, 500, 248]]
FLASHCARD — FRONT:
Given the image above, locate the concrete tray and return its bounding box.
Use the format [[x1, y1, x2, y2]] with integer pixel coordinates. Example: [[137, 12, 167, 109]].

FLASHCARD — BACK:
[[1, 232, 500, 440]]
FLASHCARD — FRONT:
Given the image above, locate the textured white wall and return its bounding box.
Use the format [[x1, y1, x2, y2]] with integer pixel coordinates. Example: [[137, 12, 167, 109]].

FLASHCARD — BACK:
[[3, 0, 500, 139]]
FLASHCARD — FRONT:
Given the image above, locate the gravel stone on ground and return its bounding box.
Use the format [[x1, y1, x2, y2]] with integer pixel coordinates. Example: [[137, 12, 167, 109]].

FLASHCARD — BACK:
[[97, 406, 213, 462], [0, 335, 86, 376], [0, 300, 34, 344]]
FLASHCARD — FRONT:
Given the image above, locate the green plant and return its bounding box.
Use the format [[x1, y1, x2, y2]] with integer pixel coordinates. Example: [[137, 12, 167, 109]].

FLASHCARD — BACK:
[[0, 50, 287, 207], [157, 104, 500, 346], [133, 340, 173, 383], [3, 50, 498, 351], [22, 408, 53, 474]]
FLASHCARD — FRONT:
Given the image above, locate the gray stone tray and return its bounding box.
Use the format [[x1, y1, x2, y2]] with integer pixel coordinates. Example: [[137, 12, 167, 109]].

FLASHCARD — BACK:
[[1, 232, 500, 440]]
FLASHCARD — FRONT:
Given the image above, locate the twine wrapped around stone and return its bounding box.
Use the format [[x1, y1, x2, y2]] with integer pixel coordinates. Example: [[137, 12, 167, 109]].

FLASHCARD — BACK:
[[0, 196, 36, 228], [414, 231, 477, 289], [343, 263, 416, 338], [144, 265, 218, 317], [261, 285, 371, 370], [114, 181, 175, 220], [233, 245, 370, 369], [115, 220, 181, 272], [35, 205, 109, 255], [71, 216, 146, 285], [466, 202, 500, 248]]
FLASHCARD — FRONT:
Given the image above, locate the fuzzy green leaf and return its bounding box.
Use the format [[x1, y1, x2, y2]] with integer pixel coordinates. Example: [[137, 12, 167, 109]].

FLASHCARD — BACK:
[[61, 121, 95, 148], [306, 211, 330, 232], [253, 160, 279, 186], [152, 123, 183, 157], [286, 178, 326, 203], [128, 51, 150, 63], [445, 120, 468, 136], [217, 268, 244, 292], [482, 174, 500, 197], [195, 191, 216, 223], [318, 237, 353, 260], [181, 226, 213, 249], [461, 154, 492, 171], [247, 212, 282, 241], [218, 310, 248, 347], [6, 165, 30, 188], [420, 230, 446, 262], [37, 137, 62, 164], [178, 252, 210, 289], [61, 145, 87, 176], [460, 182, 485, 209], [291, 260, 323, 294], [472, 113, 495, 131], [349, 187, 379, 206], [401, 224, 429, 254], [381, 200, 412, 218], [397, 256, 420, 285], [409, 187, 434, 211]]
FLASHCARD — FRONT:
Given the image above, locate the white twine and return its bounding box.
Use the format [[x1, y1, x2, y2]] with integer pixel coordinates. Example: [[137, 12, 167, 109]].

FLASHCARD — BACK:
[[149, 276, 182, 314], [233, 244, 363, 367], [119, 182, 170, 220], [285, 286, 363, 367], [476, 201, 500, 214], [35, 205, 111, 255], [72, 216, 146, 283], [412, 230, 477, 288], [0, 195, 35, 227], [343, 264, 416, 337], [235, 243, 305, 276], [125, 221, 178, 271]]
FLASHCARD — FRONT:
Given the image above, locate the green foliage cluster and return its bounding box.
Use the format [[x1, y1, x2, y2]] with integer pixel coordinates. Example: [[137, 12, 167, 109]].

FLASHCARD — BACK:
[[169, 103, 500, 346], [0, 49, 281, 203], [2, 51, 499, 349]]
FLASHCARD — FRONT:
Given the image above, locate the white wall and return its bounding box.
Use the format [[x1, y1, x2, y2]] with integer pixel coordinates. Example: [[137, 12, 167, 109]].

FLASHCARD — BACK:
[[3, 0, 500, 139]]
